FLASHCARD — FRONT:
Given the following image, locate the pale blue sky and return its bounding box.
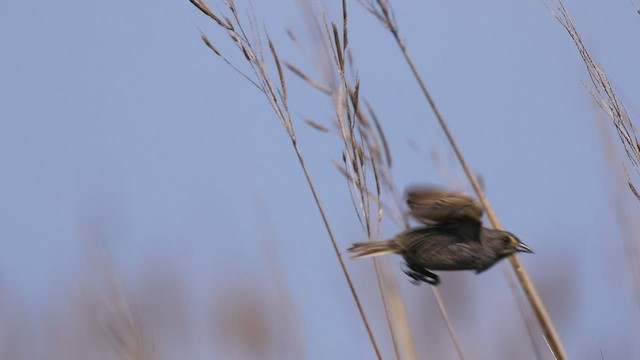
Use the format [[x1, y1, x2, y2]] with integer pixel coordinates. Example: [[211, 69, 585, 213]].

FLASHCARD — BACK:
[[2, 0, 640, 359]]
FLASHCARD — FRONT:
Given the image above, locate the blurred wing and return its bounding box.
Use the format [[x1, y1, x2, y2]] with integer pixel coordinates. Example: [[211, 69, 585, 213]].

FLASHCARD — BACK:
[[406, 186, 483, 240]]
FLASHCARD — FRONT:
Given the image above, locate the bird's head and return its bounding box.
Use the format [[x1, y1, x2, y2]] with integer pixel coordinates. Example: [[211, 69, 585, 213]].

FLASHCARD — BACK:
[[492, 231, 534, 257]]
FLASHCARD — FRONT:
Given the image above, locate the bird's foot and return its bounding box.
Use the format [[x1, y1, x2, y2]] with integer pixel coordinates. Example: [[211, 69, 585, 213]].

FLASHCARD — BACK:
[[403, 267, 440, 286], [403, 268, 423, 285]]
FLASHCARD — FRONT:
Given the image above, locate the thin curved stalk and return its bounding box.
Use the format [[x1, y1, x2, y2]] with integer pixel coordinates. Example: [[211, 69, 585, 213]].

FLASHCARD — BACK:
[[189, 1, 384, 357], [432, 288, 467, 360], [358, 1, 568, 358], [398, 27, 567, 360], [291, 140, 384, 360]]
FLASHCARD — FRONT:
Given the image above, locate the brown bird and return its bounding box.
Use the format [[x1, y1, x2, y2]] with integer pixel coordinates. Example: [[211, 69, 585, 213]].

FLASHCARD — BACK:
[[348, 186, 533, 285]]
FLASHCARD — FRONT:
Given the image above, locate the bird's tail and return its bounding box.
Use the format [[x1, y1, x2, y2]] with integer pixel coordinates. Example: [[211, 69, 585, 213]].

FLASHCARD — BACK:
[[348, 241, 400, 259]]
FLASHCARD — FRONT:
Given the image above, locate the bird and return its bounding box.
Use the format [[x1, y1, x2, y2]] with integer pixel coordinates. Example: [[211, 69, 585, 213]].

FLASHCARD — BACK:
[[347, 186, 533, 285]]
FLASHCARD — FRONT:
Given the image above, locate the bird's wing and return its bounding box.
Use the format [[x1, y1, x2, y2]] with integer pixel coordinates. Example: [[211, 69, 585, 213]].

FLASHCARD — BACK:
[[406, 186, 483, 241]]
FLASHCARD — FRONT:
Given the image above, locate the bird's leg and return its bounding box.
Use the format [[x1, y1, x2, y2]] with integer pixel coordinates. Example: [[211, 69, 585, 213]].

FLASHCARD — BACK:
[[422, 269, 440, 285], [403, 263, 440, 286], [402, 267, 423, 285]]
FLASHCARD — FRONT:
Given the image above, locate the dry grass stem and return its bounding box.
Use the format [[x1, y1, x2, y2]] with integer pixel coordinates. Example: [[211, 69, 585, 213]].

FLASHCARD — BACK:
[[357, 0, 568, 359], [500, 264, 545, 360], [548, 0, 640, 202], [190, 0, 384, 357], [431, 288, 467, 360], [596, 109, 640, 313], [289, 1, 472, 357], [379, 260, 417, 360], [285, 1, 429, 357], [550, 0, 640, 320], [316, 3, 406, 356]]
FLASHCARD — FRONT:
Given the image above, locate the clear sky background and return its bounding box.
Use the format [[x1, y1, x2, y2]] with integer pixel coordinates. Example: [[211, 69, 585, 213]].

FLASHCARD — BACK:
[[2, 0, 640, 359]]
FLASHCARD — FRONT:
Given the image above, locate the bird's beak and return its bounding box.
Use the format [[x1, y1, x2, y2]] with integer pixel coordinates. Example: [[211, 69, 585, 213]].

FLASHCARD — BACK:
[[515, 242, 534, 254]]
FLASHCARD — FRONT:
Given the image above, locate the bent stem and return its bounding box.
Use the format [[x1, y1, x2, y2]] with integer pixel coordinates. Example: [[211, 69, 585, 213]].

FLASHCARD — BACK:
[[360, 1, 567, 359], [291, 140, 384, 360], [189, 0, 384, 357]]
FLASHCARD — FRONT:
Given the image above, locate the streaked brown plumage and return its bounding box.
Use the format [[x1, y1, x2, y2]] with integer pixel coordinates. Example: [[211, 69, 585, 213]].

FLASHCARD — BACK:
[[348, 186, 533, 285]]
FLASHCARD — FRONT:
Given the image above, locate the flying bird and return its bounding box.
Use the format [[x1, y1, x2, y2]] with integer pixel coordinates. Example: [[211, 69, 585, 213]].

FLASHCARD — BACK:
[[348, 186, 533, 285]]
